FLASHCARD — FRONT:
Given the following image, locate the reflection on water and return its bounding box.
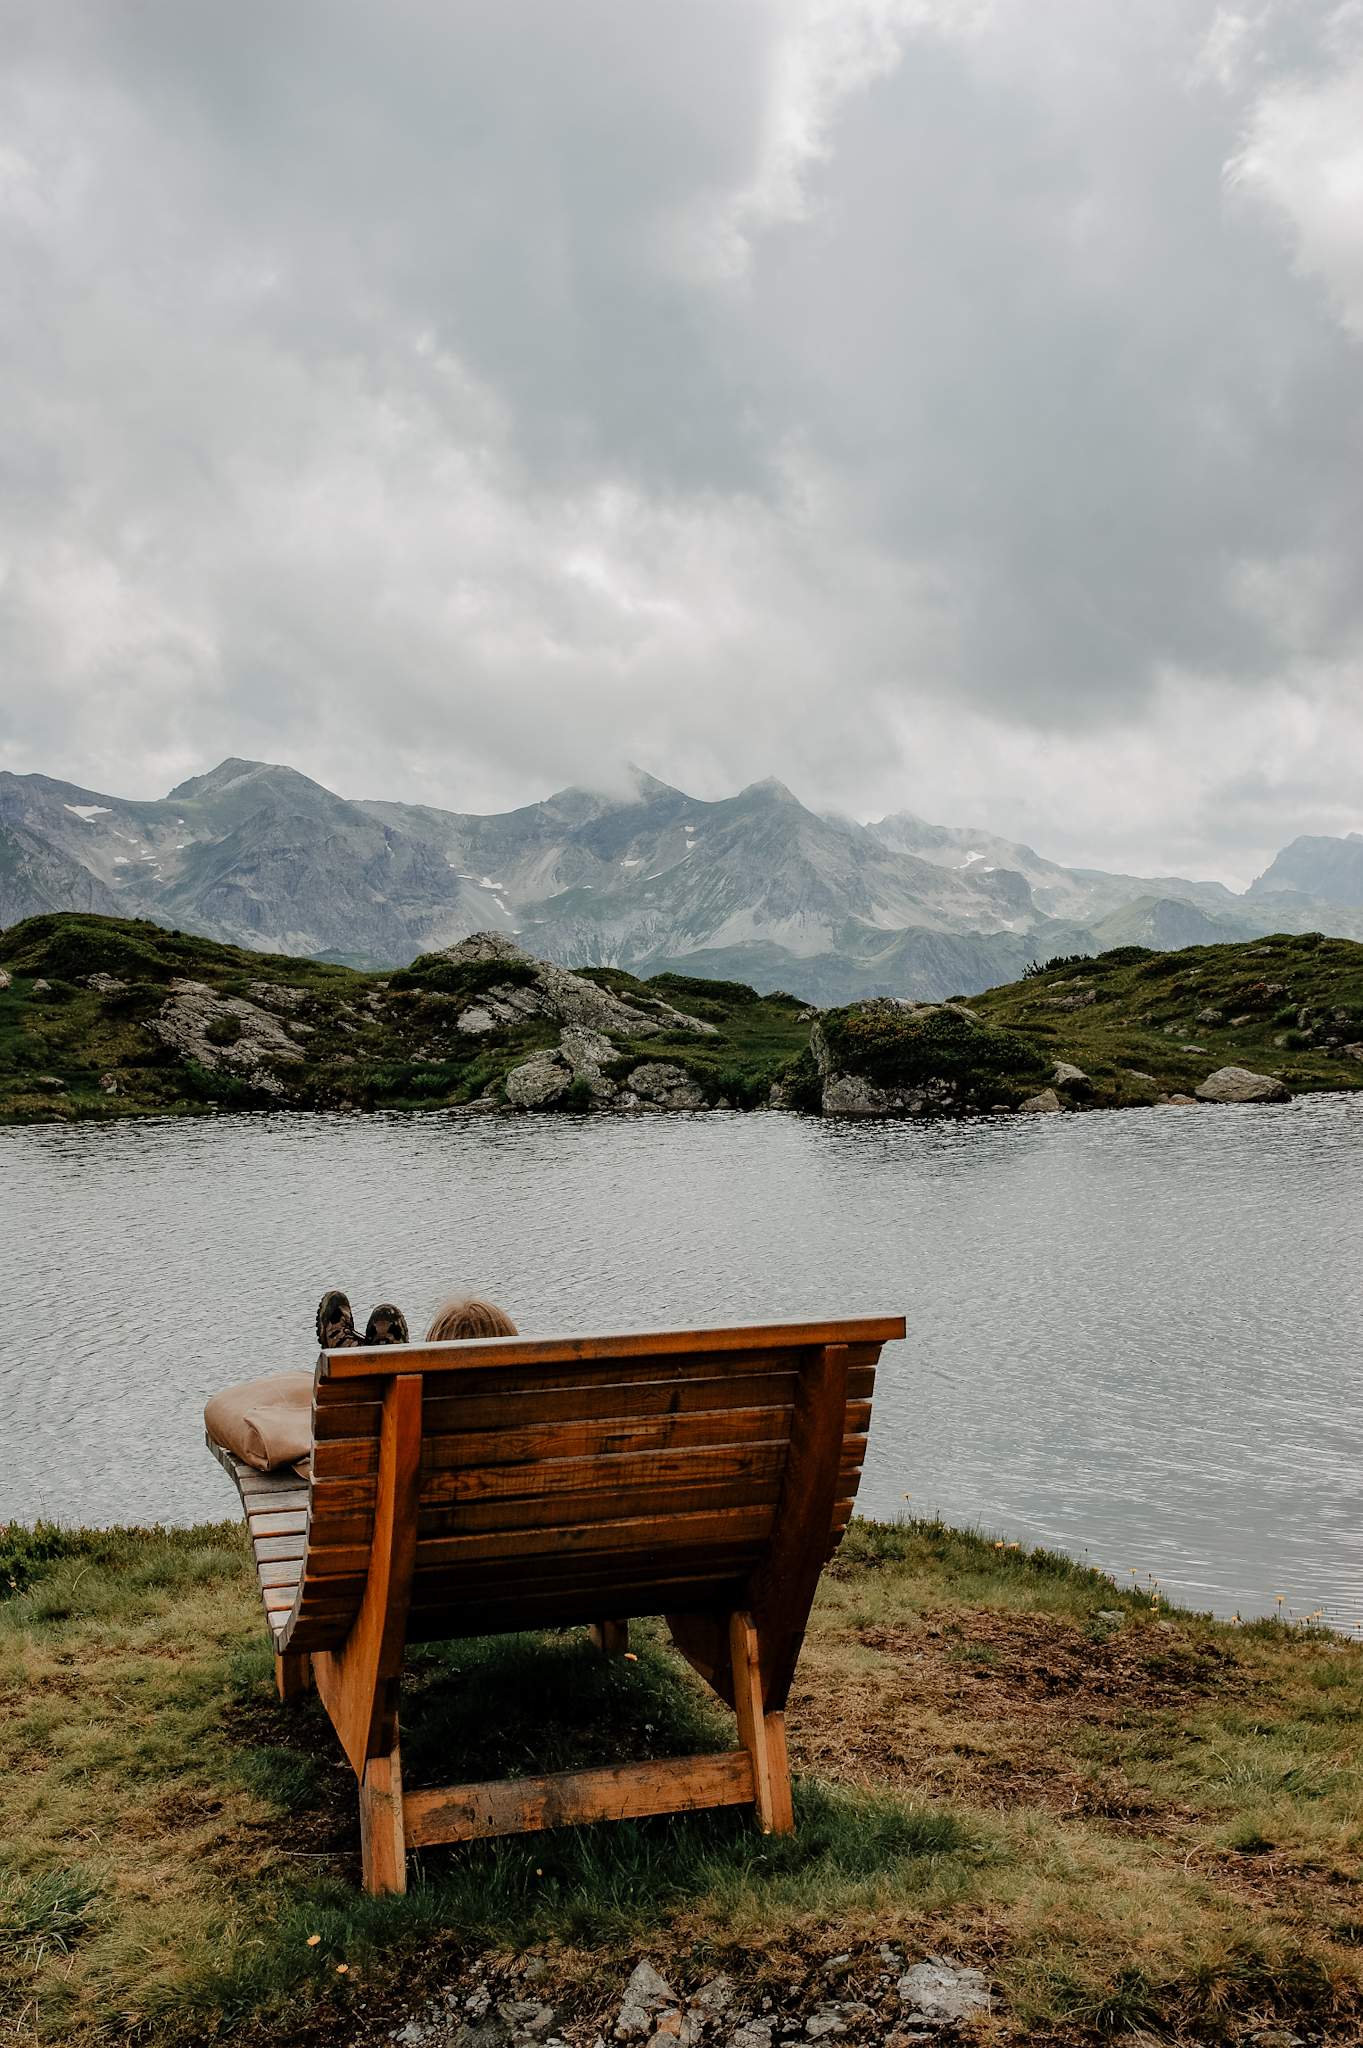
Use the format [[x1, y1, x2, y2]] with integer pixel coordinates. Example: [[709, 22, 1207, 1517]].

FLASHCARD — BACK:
[[2, 1096, 1360, 1624]]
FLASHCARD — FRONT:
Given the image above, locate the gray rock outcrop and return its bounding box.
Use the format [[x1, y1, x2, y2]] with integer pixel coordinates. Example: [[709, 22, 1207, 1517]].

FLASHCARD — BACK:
[[440, 933, 716, 1041], [147, 979, 307, 1093], [1195, 1066, 1291, 1104], [1018, 1087, 1062, 1112], [820, 1073, 928, 1117], [1051, 1061, 1088, 1085], [622, 1062, 708, 1110]]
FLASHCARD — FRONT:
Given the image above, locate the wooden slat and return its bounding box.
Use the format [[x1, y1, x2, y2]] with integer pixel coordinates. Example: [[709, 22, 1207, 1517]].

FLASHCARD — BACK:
[[420, 1437, 789, 1509], [318, 1316, 902, 1380], [255, 1533, 312, 1563], [310, 1364, 875, 1446], [258, 1559, 304, 1589], [247, 1509, 308, 1538], [304, 1510, 376, 1548], [403, 1748, 755, 1846], [411, 1502, 772, 1573], [419, 1401, 804, 1471], [416, 1469, 784, 1540]]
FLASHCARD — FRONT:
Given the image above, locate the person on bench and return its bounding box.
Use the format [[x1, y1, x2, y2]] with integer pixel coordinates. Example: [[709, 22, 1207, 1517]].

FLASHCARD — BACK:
[[206, 1288, 517, 1478]]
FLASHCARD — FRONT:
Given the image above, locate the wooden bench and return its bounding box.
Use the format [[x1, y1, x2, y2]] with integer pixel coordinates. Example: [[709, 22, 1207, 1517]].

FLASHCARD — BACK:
[[208, 1313, 902, 1893]]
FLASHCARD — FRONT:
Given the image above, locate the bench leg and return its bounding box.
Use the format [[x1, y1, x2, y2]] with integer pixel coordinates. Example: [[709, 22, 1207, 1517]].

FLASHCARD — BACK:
[[359, 1744, 407, 1895], [729, 1611, 795, 1835], [275, 1651, 311, 1702], [589, 1618, 629, 1656]]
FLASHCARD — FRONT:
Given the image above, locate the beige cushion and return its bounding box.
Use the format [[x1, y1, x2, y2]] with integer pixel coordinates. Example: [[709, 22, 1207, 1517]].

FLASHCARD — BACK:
[[204, 1371, 314, 1472]]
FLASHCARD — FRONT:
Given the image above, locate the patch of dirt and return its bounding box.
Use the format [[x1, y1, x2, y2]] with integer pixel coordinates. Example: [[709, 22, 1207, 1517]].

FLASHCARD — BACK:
[[784, 1609, 1246, 1828], [859, 1609, 1246, 1722]]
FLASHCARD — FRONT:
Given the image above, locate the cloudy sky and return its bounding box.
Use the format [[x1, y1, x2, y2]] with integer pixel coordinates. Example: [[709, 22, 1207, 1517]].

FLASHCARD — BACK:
[[1, 0, 1361, 884]]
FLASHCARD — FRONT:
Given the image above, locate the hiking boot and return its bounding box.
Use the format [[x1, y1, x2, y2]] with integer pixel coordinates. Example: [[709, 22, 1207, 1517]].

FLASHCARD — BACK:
[[364, 1303, 409, 1346], [316, 1290, 361, 1349]]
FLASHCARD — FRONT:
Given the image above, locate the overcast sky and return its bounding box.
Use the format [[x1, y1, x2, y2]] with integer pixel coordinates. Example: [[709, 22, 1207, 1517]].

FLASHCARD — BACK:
[[1, 0, 1361, 884]]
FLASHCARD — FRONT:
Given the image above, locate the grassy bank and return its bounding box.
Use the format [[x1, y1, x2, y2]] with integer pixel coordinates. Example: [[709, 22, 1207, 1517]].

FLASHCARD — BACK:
[[2, 912, 1362, 1124], [0, 916, 811, 1125], [3, 1519, 1361, 2045]]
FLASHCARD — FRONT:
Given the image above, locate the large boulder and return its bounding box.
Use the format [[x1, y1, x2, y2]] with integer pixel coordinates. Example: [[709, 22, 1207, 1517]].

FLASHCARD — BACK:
[[439, 932, 717, 1041], [503, 1049, 571, 1109], [1195, 1066, 1290, 1104], [147, 979, 306, 1094], [622, 1062, 708, 1110], [1018, 1088, 1062, 1113], [822, 1073, 926, 1117]]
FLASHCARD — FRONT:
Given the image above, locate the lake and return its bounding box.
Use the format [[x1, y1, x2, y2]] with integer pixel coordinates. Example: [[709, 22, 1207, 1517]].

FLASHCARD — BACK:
[[3, 1095, 1360, 1626]]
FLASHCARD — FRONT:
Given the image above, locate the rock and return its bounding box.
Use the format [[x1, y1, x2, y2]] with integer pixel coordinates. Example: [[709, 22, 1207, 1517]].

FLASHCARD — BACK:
[[1097, 1609, 1123, 1622], [1229, 1013, 1252, 1026], [147, 984, 305, 1094], [1156, 1093, 1199, 1105], [504, 1051, 571, 1109], [81, 972, 127, 992], [455, 2022, 513, 2048], [729, 2028, 772, 2048], [497, 2000, 557, 2044], [804, 2019, 843, 2039], [1017, 1088, 1061, 1113], [99, 1073, 118, 1094], [1051, 1061, 1088, 1085], [896, 1961, 991, 2021], [31, 978, 50, 991], [821, 1073, 925, 1117], [437, 934, 716, 1041], [1043, 988, 1095, 1010], [616, 1963, 680, 2039], [690, 1978, 733, 2016], [443, 932, 532, 966], [0, 968, 9, 990], [1127, 1070, 1155, 1081], [1343, 1043, 1363, 1062], [768, 1082, 786, 1108], [247, 980, 309, 1010], [626, 1063, 707, 1110], [1195, 1066, 1291, 1104], [36, 1075, 66, 1091], [1195, 1007, 1224, 1025]]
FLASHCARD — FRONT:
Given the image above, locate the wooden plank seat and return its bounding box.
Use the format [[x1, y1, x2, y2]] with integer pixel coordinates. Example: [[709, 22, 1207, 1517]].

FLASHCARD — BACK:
[[208, 1313, 903, 1894]]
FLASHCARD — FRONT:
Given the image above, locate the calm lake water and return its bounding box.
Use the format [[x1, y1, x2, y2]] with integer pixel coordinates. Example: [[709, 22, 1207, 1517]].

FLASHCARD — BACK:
[[2, 1097, 1360, 1626]]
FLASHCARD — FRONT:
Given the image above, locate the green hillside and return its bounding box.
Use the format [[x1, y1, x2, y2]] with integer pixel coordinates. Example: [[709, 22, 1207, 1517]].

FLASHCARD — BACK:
[[2, 913, 1360, 1124], [962, 930, 1363, 1108], [0, 914, 811, 1123]]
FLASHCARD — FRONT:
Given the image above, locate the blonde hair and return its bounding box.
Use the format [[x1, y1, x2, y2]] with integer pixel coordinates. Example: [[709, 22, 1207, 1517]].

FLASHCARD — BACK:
[[425, 1296, 518, 1341]]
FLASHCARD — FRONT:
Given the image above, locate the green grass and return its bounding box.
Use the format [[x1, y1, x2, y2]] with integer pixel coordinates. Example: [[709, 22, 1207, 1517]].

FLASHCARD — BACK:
[[915, 931, 1363, 1109], [3, 1514, 1362, 2042]]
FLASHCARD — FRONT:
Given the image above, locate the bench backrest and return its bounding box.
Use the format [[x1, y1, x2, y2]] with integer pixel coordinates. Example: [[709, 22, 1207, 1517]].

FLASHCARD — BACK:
[[279, 1317, 899, 1658]]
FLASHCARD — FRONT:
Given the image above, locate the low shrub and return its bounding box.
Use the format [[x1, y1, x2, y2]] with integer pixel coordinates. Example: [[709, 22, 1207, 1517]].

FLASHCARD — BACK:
[[818, 1006, 1044, 1091]]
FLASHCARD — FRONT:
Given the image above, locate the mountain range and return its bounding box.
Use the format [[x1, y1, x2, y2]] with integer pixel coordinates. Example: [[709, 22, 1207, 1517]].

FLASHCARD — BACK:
[[3, 756, 1361, 1004]]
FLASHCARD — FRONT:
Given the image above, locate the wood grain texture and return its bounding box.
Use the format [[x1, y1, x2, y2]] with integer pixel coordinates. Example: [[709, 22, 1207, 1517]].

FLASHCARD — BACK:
[[749, 1344, 852, 1714], [319, 1316, 903, 1381], [359, 1748, 406, 1896], [403, 1749, 755, 1847], [307, 1375, 421, 1772]]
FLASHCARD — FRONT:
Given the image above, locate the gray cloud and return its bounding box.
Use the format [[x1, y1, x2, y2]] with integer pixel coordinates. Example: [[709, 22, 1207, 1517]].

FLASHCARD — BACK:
[[0, 0, 1360, 886]]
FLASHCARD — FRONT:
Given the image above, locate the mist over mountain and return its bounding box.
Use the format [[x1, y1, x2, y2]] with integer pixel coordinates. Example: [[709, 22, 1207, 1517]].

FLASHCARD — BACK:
[[2, 758, 1359, 1003]]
